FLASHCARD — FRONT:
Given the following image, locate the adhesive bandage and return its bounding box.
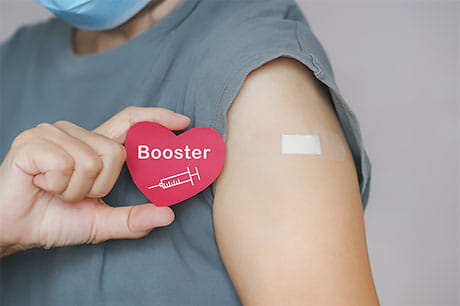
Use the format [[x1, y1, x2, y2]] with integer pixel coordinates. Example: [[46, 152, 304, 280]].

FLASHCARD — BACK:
[[281, 131, 346, 161]]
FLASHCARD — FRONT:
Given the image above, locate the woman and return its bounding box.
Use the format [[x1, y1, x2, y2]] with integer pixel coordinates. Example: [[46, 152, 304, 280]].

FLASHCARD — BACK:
[[0, 0, 379, 305]]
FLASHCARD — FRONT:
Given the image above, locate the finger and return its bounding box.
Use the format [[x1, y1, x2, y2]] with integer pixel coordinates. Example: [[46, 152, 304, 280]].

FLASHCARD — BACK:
[[92, 106, 191, 143], [10, 139, 74, 194], [89, 202, 175, 243], [53, 121, 126, 198], [34, 123, 103, 202]]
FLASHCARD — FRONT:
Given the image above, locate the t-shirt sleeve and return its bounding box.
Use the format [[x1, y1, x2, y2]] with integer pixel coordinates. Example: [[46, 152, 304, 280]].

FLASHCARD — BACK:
[[187, 9, 372, 210]]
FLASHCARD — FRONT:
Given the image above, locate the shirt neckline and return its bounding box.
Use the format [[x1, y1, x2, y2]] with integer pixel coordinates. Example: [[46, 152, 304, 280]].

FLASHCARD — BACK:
[[56, 0, 199, 66]]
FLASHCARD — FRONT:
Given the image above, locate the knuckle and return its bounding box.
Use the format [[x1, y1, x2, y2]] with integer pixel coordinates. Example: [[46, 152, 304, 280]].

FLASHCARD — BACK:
[[122, 106, 139, 120], [119, 144, 127, 161], [123, 106, 138, 113], [12, 122, 58, 148], [53, 120, 71, 127], [54, 155, 75, 175], [123, 105, 140, 114], [48, 180, 67, 194], [117, 106, 139, 128], [88, 187, 110, 199], [106, 142, 126, 161], [86, 205, 104, 244], [87, 229, 99, 244], [11, 128, 39, 148], [45, 175, 67, 194], [78, 156, 103, 177], [60, 191, 84, 203], [11, 131, 30, 147], [35, 122, 53, 130]]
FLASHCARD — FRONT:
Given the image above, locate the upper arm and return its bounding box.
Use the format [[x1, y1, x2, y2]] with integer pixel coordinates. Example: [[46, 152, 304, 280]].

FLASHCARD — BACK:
[[212, 57, 379, 305]]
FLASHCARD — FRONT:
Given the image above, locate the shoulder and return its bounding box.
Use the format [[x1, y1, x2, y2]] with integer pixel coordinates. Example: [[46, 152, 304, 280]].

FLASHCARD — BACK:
[[211, 56, 379, 304], [188, 1, 327, 133], [1, 18, 59, 51], [221, 55, 355, 182], [1, 18, 61, 69], [192, 0, 308, 66], [185, 1, 371, 208], [227, 56, 335, 127]]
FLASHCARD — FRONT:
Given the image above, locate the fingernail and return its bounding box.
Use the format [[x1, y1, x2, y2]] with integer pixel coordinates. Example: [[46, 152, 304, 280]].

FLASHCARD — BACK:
[[150, 207, 174, 227], [130, 206, 174, 232], [154, 215, 174, 227], [174, 112, 190, 121]]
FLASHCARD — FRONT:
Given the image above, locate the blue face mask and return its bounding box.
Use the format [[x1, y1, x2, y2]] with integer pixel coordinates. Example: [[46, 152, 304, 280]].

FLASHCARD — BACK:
[[35, 0, 153, 30]]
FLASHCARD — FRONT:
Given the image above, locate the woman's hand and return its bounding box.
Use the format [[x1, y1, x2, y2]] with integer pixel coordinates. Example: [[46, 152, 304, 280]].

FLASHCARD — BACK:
[[0, 106, 191, 257]]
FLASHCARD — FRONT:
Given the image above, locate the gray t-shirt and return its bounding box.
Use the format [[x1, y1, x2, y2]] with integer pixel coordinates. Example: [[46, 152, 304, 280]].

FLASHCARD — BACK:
[[0, 0, 372, 305]]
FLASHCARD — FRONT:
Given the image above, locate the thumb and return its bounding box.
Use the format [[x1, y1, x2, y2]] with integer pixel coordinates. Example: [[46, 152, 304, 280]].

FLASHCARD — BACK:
[[92, 106, 191, 143], [90, 201, 175, 243]]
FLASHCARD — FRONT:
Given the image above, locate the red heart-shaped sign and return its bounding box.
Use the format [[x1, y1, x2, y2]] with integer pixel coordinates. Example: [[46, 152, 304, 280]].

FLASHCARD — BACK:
[[125, 122, 226, 206]]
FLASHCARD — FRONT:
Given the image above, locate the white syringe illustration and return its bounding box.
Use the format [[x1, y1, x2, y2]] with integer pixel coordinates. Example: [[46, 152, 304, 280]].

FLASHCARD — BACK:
[[148, 166, 201, 190]]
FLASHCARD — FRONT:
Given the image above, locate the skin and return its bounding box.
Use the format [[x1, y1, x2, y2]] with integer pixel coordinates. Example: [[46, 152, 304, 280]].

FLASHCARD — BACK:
[[213, 57, 380, 305], [0, 2, 186, 257], [0, 107, 191, 257], [74, 0, 184, 55], [1, 0, 380, 304]]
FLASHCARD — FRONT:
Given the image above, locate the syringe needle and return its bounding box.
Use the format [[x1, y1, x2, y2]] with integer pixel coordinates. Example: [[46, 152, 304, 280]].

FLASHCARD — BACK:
[[148, 182, 162, 189]]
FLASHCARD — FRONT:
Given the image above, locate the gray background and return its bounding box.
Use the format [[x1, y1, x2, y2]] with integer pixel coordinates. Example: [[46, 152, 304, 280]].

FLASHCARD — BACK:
[[1, 0, 458, 305]]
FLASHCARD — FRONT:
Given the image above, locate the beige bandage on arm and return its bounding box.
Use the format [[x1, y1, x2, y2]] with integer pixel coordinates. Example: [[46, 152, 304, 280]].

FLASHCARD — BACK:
[[281, 131, 346, 161]]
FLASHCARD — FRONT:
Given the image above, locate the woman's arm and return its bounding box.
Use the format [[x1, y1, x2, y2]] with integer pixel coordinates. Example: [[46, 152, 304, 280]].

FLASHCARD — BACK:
[[213, 57, 379, 305]]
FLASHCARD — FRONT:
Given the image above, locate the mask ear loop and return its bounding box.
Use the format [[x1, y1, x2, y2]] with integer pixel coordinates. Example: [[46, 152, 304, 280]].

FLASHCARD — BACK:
[[281, 130, 346, 161]]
